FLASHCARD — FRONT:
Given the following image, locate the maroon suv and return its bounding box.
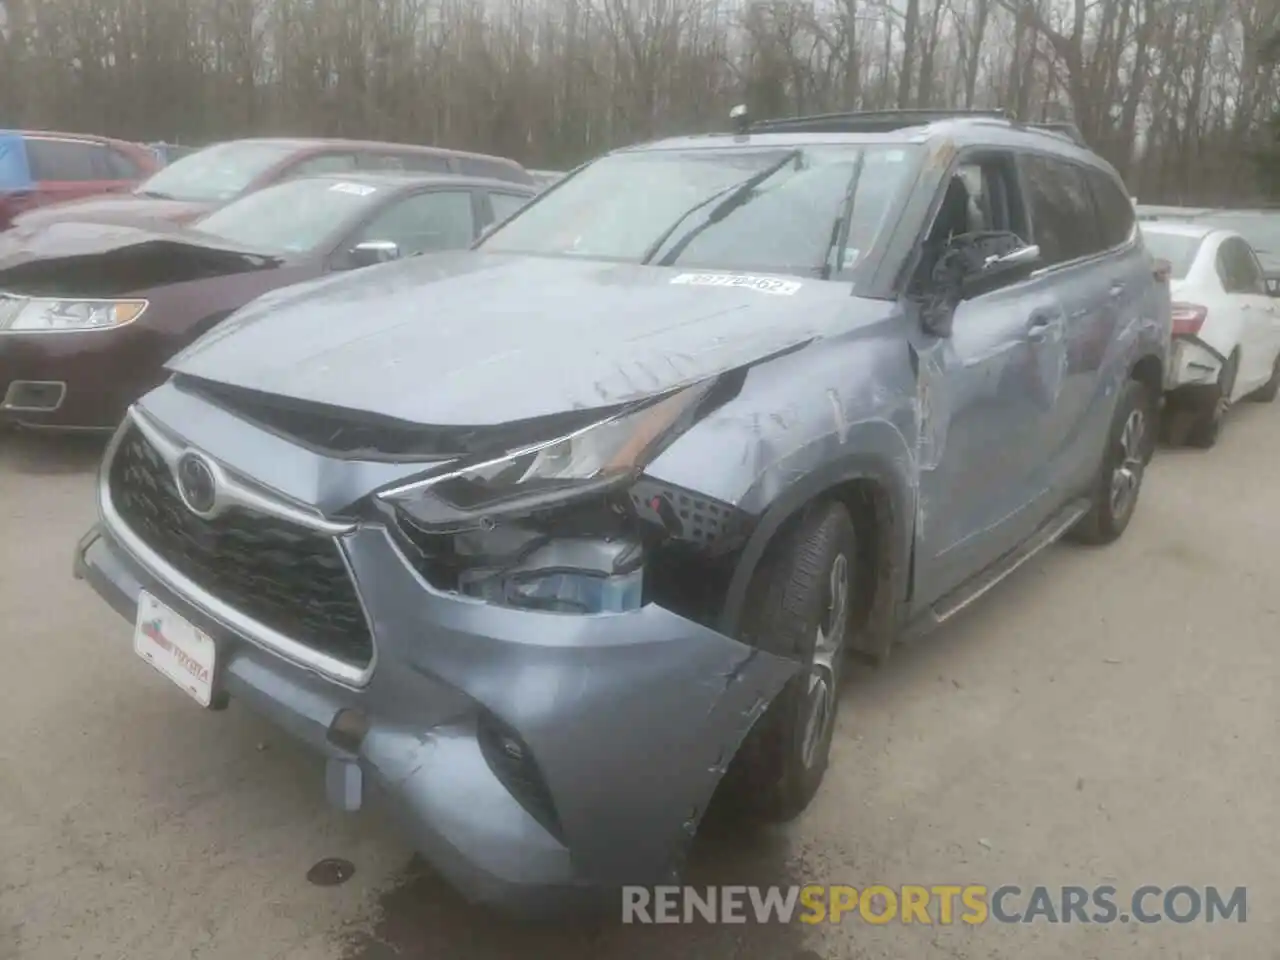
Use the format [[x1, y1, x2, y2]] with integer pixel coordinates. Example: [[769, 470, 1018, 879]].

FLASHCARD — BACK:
[[10, 137, 534, 232]]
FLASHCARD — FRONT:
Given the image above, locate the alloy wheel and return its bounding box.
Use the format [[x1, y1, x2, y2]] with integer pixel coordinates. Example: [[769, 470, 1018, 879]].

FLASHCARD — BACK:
[[1109, 408, 1146, 519], [801, 553, 850, 769]]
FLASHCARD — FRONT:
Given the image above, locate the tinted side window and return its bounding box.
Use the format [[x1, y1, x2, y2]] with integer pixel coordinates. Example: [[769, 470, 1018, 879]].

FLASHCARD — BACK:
[[1086, 168, 1135, 249], [489, 192, 530, 223], [1021, 155, 1102, 265], [1219, 238, 1266, 294], [27, 139, 103, 181], [353, 190, 476, 255]]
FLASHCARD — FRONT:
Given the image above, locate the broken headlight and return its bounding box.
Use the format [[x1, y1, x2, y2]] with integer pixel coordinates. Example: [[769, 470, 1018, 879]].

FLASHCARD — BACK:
[[1, 298, 149, 333], [378, 382, 712, 533]]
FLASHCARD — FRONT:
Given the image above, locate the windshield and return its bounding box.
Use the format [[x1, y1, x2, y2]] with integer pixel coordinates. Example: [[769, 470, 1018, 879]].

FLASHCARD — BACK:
[[1140, 230, 1204, 280], [477, 144, 919, 277], [192, 177, 380, 253], [1193, 213, 1280, 270], [135, 141, 298, 204]]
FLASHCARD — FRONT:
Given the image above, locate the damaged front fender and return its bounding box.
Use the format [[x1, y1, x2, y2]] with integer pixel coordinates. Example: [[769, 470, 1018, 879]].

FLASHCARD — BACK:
[[344, 529, 798, 889]]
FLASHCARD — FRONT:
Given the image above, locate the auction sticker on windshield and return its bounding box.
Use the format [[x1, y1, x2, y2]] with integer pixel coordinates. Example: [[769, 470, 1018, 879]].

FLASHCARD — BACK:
[[670, 273, 802, 295], [134, 590, 216, 707]]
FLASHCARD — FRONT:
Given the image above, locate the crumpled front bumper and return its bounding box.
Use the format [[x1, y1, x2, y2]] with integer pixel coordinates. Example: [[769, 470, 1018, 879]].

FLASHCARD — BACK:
[[75, 497, 795, 914]]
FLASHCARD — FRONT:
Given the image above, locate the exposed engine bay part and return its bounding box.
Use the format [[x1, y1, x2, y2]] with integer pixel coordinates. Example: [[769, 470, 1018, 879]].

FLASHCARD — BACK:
[[0, 238, 278, 297], [382, 475, 753, 625]]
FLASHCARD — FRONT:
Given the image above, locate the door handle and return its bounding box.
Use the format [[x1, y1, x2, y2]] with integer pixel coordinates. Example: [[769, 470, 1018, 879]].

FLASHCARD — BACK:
[[1026, 313, 1058, 342]]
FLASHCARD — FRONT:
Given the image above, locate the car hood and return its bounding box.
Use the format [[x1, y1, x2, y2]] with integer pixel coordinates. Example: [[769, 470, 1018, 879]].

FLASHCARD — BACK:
[[0, 220, 283, 297], [171, 252, 864, 425], [13, 194, 210, 230]]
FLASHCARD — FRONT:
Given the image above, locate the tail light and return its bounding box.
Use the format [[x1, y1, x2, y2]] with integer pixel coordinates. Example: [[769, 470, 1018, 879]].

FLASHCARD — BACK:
[[1171, 303, 1207, 338]]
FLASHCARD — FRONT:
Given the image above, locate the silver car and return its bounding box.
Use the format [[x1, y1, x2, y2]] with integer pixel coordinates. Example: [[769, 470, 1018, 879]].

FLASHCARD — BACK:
[[75, 108, 1170, 915]]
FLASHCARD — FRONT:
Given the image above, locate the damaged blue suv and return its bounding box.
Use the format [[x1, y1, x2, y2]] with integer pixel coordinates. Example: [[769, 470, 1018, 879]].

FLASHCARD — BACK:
[[74, 108, 1171, 914]]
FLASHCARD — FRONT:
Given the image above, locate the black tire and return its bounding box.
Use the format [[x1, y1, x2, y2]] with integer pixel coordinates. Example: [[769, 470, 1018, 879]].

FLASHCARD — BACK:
[[1248, 353, 1280, 403], [1070, 378, 1153, 545], [1186, 350, 1238, 449], [722, 501, 857, 823]]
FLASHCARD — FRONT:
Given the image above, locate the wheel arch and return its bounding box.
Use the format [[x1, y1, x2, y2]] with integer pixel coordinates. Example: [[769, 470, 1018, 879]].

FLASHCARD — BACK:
[[1130, 351, 1164, 460], [717, 452, 914, 663]]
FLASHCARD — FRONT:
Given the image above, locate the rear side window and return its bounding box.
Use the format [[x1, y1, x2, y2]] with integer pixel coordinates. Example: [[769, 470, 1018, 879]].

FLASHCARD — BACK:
[[1021, 155, 1103, 266], [27, 139, 102, 181], [1217, 237, 1267, 295], [1086, 168, 1135, 249]]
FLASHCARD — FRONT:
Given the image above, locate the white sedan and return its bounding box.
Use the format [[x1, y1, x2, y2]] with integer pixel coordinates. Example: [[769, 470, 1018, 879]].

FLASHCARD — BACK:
[[1141, 221, 1280, 447]]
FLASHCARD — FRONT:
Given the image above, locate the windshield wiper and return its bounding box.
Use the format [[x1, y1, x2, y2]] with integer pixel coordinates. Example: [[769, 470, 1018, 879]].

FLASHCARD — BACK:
[[641, 149, 803, 267], [819, 150, 867, 279]]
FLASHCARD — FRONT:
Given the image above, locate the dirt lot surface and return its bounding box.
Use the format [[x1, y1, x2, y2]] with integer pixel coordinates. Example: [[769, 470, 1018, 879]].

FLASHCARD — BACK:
[[2, 407, 1277, 960]]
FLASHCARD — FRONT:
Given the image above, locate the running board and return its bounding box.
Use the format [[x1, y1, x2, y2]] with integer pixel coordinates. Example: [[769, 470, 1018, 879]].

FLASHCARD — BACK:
[[924, 499, 1091, 629]]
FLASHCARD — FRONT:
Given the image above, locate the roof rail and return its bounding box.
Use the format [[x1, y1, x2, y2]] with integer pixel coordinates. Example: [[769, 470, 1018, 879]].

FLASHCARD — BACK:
[[743, 107, 1089, 147], [748, 108, 1010, 134]]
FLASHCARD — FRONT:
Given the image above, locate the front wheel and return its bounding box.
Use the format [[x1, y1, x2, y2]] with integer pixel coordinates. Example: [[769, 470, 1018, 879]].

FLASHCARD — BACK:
[[1069, 378, 1153, 545], [721, 501, 858, 823]]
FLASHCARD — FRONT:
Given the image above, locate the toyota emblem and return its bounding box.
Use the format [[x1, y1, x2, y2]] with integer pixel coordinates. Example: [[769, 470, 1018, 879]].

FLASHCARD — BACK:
[[176, 452, 218, 515]]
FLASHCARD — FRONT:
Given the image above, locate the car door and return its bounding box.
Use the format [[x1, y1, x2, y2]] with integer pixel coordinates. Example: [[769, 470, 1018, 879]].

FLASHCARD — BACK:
[[910, 150, 1068, 609], [1239, 240, 1280, 374], [1017, 153, 1123, 501], [336, 187, 481, 265], [24, 137, 121, 207], [1218, 236, 1278, 395]]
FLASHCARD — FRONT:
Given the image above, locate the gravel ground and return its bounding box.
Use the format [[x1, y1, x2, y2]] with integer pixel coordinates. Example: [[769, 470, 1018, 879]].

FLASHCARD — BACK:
[[1, 403, 1277, 960]]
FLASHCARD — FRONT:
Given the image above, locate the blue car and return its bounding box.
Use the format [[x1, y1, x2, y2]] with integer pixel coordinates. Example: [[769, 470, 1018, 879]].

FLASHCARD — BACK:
[[75, 107, 1172, 915]]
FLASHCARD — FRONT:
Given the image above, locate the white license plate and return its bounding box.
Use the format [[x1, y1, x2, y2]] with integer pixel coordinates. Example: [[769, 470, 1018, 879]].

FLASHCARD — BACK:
[[134, 590, 216, 707]]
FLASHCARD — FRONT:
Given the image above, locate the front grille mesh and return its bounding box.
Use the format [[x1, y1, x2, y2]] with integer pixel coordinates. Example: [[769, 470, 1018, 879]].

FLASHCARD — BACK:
[[107, 421, 374, 668]]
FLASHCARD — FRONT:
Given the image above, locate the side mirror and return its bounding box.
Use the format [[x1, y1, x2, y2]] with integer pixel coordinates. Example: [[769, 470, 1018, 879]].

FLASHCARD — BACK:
[[959, 243, 1042, 300], [347, 240, 400, 269], [922, 233, 1041, 337]]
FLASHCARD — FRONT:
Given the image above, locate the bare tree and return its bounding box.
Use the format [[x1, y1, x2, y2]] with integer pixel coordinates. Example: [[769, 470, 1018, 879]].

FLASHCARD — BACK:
[[0, 0, 1277, 201]]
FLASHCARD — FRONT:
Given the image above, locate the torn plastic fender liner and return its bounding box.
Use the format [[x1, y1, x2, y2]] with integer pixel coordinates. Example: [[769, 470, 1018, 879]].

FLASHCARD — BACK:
[[344, 529, 797, 888]]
